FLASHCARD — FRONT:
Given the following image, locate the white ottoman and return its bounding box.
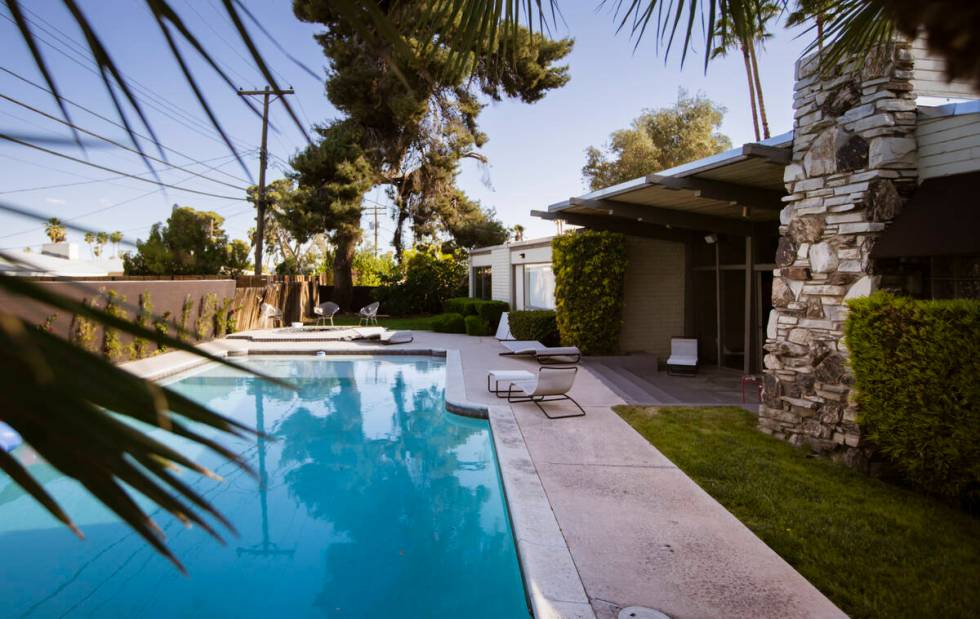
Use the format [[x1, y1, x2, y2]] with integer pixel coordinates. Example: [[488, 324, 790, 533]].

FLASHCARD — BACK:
[[487, 369, 535, 397]]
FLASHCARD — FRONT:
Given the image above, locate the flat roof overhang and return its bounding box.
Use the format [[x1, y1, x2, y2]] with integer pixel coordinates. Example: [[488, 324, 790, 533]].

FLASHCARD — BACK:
[[534, 132, 792, 238]]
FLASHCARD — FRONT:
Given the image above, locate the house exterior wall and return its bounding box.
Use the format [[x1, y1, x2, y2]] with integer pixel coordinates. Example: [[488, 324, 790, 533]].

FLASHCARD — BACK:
[[619, 236, 686, 359], [761, 43, 918, 460], [917, 111, 980, 180], [489, 247, 512, 304], [911, 39, 979, 101]]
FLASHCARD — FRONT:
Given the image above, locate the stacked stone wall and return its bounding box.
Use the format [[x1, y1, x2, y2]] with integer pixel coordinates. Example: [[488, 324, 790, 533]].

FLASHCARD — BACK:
[[760, 43, 917, 461]]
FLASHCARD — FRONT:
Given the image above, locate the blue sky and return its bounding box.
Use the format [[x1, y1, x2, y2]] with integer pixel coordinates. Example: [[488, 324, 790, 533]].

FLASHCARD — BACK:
[[0, 0, 810, 256]]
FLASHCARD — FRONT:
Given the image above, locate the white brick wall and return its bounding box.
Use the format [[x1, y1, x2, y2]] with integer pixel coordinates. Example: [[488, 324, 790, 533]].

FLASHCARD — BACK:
[[619, 236, 686, 359]]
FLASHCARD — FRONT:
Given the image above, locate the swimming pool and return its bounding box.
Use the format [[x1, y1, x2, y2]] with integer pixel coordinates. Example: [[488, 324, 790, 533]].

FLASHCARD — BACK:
[[0, 356, 529, 618]]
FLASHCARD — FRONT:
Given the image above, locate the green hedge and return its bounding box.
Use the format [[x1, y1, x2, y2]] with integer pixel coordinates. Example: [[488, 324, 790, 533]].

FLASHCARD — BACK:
[[444, 297, 509, 331], [509, 310, 560, 346], [552, 230, 629, 354], [431, 312, 467, 333], [845, 292, 980, 503], [444, 297, 481, 315], [464, 315, 491, 336]]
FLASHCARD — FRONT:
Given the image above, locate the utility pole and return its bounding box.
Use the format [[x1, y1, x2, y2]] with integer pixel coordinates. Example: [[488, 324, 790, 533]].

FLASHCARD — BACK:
[[238, 86, 294, 276], [363, 204, 386, 257]]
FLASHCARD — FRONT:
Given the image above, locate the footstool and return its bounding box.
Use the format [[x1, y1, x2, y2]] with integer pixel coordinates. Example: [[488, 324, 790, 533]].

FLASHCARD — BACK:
[[487, 370, 535, 397]]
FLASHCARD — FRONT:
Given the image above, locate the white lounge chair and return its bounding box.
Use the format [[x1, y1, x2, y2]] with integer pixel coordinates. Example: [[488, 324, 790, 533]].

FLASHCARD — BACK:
[[261, 302, 283, 328], [504, 366, 585, 419], [313, 301, 340, 326], [358, 302, 380, 326], [500, 340, 581, 364], [380, 330, 414, 345], [495, 311, 515, 340], [666, 337, 699, 375]]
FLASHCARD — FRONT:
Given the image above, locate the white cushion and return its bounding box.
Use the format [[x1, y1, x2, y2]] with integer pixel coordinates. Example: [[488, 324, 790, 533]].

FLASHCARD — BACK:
[[667, 355, 698, 367]]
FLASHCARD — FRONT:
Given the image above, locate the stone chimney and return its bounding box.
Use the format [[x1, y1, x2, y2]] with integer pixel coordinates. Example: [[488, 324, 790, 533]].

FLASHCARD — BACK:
[[759, 43, 918, 463]]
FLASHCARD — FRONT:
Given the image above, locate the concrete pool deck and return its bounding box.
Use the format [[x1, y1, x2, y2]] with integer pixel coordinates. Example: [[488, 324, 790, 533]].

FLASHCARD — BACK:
[[123, 330, 844, 619]]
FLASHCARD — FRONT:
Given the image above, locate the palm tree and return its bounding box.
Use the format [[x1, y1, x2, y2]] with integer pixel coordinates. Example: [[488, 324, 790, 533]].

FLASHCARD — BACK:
[[44, 217, 67, 243], [83, 231, 95, 258], [109, 231, 123, 258], [787, 0, 836, 50], [711, 2, 780, 140], [95, 231, 109, 258], [512, 224, 525, 242]]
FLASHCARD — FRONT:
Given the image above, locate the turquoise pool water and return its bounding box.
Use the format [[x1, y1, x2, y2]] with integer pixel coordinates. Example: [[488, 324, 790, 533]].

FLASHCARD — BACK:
[[0, 356, 529, 618]]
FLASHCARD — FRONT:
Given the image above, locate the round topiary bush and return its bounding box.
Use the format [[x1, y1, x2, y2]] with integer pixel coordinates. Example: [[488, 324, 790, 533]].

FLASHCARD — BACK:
[[431, 312, 467, 334], [464, 315, 490, 336]]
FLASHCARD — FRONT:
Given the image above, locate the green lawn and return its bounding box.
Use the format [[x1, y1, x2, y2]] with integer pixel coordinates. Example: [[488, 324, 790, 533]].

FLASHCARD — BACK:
[[308, 314, 436, 331], [615, 405, 980, 619]]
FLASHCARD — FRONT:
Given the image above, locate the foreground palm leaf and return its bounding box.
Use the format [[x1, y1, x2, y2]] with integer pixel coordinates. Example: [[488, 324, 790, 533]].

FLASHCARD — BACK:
[[0, 248, 295, 571]]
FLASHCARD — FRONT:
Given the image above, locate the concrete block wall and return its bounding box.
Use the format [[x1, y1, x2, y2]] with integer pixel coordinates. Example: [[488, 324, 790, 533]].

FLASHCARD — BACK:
[[619, 236, 686, 359]]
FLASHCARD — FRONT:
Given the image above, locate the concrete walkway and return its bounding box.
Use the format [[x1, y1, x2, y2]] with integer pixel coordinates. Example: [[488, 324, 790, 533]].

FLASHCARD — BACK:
[[124, 331, 844, 619]]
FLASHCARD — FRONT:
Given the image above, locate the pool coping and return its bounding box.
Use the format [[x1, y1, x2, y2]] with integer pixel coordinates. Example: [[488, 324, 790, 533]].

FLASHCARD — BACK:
[[121, 342, 592, 619]]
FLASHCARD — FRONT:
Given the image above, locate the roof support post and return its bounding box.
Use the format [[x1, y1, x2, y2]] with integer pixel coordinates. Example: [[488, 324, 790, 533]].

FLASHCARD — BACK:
[[744, 235, 753, 375]]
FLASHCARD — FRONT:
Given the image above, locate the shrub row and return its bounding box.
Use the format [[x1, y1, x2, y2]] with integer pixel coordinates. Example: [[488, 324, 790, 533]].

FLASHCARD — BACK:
[[845, 291, 980, 504], [443, 297, 509, 331], [431, 312, 466, 334], [552, 230, 628, 355], [509, 310, 560, 346]]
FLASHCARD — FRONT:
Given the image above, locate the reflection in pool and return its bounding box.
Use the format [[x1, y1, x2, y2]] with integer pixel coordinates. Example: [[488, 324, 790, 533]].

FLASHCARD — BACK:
[[0, 356, 529, 618]]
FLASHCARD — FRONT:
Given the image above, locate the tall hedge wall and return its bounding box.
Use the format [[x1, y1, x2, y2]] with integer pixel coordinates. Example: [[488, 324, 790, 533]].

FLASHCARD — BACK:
[[845, 292, 980, 503], [552, 230, 628, 355]]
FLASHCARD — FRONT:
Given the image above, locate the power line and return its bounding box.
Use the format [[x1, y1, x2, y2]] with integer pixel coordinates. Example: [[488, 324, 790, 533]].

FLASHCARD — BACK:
[[0, 155, 250, 245], [0, 9, 258, 154], [15, 4, 262, 150], [183, 0, 262, 87], [0, 92, 249, 191], [0, 132, 247, 200], [0, 152, 244, 196], [0, 66, 252, 186]]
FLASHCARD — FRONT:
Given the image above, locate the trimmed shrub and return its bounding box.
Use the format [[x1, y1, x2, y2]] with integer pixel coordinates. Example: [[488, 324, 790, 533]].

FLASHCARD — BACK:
[[552, 230, 628, 355], [477, 300, 509, 331], [464, 315, 491, 336], [431, 312, 467, 334], [845, 291, 980, 503], [444, 297, 480, 315], [509, 310, 560, 346]]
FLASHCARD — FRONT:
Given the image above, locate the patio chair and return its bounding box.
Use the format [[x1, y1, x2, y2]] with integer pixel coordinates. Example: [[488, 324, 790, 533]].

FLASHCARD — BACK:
[[495, 311, 515, 340], [500, 340, 581, 364], [358, 302, 380, 326], [666, 337, 698, 376], [504, 366, 585, 419], [380, 330, 414, 345], [313, 301, 340, 326], [261, 302, 283, 328]]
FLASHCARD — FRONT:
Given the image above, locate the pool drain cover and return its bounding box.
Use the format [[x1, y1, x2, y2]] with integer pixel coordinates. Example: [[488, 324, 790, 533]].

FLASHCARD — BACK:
[[618, 607, 670, 619]]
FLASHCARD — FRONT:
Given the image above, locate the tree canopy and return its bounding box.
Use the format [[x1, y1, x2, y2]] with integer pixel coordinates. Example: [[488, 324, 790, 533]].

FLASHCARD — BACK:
[[294, 1, 572, 255], [582, 91, 732, 191], [123, 206, 251, 276]]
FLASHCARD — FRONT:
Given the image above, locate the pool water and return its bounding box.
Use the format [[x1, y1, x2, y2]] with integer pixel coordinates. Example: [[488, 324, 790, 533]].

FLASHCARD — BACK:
[[0, 356, 529, 618]]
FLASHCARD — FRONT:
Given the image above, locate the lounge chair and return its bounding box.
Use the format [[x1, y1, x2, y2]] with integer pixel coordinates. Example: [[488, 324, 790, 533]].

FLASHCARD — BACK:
[[261, 302, 283, 328], [358, 302, 380, 326], [504, 366, 585, 419], [380, 330, 414, 345], [495, 311, 515, 340], [666, 337, 698, 376], [313, 301, 340, 326], [500, 340, 581, 364]]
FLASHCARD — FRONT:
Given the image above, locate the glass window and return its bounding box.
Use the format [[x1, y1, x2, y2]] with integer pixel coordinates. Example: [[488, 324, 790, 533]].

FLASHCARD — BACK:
[[524, 264, 555, 310], [473, 266, 492, 300]]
